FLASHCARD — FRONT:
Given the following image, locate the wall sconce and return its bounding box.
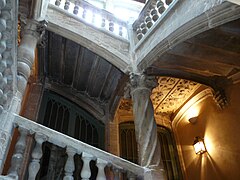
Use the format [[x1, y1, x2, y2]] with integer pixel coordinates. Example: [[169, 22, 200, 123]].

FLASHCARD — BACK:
[[193, 136, 207, 154], [189, 116, 198, 124]]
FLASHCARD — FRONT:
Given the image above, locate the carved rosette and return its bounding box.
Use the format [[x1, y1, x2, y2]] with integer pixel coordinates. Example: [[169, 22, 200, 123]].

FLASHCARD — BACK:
[[128, 73, 161, 168]]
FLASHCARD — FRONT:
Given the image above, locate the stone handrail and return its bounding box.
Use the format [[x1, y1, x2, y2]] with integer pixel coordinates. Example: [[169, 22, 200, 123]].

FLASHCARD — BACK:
[[51, 0, 128, 40], [132, 0, 175, 41], [5, 114, 147, 179]]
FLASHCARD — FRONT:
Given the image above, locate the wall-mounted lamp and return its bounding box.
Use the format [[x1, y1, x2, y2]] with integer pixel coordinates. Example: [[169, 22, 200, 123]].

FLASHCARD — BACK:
[[189, 116, 198, 124], [193, 136, 207, 154]]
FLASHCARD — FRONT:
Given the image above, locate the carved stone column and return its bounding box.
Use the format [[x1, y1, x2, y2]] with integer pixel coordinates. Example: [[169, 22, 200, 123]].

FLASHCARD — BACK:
[[17, 19, 47, 97], [126, 73, 161, 169]]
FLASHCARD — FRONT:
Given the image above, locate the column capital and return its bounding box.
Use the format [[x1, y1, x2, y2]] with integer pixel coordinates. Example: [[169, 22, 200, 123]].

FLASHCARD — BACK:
[[124, 73, 158, 98], [130, 73, 158, 90], [22, 19, 48, 40]]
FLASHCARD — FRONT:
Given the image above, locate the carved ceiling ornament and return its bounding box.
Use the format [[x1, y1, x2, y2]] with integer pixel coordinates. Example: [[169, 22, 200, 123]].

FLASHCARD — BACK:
[[120, 76, 201, 115], [151, 77, 201, 115]]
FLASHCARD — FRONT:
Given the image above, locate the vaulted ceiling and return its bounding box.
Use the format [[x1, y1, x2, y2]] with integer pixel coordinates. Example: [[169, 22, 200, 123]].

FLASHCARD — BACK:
[[38, 31, 127, 122], [148, 19, 240, 82], [36, 13, 240, 122]]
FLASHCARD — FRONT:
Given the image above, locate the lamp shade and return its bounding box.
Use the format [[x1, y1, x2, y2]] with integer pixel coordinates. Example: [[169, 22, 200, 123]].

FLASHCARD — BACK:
[[193, 136, 206, 154]]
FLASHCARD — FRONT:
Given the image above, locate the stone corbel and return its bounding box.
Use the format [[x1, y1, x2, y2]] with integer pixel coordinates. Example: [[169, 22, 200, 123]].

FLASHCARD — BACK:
[[211, 76, 229, 109], [37, 20, 48, 48]]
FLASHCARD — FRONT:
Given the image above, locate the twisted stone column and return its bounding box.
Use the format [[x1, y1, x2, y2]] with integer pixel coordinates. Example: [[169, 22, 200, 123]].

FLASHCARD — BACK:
[[127, 73, 161, 168]]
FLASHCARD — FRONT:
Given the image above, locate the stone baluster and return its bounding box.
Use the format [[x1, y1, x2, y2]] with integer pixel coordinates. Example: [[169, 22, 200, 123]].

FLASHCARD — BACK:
[[101, 18, 106, 28], [165, 0, 173, 5], [96, 159, 107, 180], [140, 23, 147, 35], [145, 14, 153, 29], [126, 73, 162, 169], [55, 0, 61, 6], [150, 8, 159, 22], [157, 0, 166, 14], [7, 127, 28, 178], [73, 1, 79, 15], [81, 152, 93, 179], [109, 20, 114, 32], [119, 26, 123, 36], [136, 27, 143, 40], [82, 7, 87, 19], [63, 146, 76, 180], [28, 133, 47, 180], [64, 0, 70, 10]]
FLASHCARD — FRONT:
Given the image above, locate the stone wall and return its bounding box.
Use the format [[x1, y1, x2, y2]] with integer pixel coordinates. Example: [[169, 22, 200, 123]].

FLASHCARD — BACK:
[[174, 83, 240, 180]]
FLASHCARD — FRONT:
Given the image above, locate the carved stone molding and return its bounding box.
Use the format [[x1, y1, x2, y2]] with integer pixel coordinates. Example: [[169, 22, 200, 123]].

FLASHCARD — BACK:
[[0, 0, 18, 113]]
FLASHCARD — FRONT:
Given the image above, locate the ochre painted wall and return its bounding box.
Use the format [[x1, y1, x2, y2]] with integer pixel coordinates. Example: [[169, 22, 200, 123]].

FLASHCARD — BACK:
[[175, 83, 240, 180]]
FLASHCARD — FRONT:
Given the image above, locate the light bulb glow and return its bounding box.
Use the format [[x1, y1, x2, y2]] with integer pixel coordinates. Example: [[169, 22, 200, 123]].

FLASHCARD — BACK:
[[193, 137, 207, 154]]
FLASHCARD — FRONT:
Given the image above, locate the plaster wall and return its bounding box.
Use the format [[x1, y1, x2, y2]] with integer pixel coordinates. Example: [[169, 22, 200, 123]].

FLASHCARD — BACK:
[[175, 83, 240, 180]]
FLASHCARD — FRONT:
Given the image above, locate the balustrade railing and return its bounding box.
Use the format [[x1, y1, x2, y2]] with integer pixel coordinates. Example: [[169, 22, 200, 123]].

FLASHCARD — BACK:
[[132, 0, 175, 41], [50, 0, 128, 40], [3, 114, 147, 179]]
